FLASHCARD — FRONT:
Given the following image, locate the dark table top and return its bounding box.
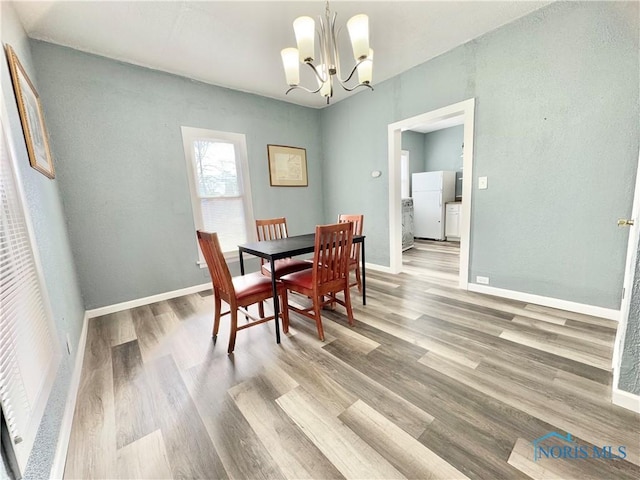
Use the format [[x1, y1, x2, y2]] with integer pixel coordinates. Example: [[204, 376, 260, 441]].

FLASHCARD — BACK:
[[238, 233, 364, 261]]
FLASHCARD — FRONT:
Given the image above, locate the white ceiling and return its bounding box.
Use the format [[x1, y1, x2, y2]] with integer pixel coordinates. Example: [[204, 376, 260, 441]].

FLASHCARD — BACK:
[[13, 0, 552, 109]]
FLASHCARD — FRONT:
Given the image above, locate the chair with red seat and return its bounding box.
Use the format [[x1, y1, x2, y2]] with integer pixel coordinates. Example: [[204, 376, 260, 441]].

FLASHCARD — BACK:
[[255, 217, 312, 278], [338, 214, 364, 293], [280, 222, 354, 341], [197, 230, 289, 353]]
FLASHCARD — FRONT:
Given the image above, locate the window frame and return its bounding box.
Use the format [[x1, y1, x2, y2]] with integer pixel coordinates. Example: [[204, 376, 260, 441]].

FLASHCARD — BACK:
[[181, 126, 255, 265], [1, 103, 61, 475]]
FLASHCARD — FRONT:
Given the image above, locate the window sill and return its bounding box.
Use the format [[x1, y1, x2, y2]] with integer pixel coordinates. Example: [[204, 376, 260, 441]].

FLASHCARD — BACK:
[[197, 250, 240, 269]]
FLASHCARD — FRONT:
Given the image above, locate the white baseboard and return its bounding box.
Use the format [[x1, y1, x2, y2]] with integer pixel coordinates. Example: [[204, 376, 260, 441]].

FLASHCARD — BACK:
[[49, 312, 89, 480], [467, 283, 620, 321], [366, 262, 393, 274], [612, 388, 640, 414], [86, 282, 213, 318]]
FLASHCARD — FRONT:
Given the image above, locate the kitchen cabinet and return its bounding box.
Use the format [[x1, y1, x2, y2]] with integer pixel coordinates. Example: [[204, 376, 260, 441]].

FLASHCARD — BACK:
[[445, 202, 461, 240]]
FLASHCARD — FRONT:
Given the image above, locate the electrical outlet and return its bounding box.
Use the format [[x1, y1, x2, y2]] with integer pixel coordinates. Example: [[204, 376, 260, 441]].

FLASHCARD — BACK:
[[476, 276, 490, 285], [478, 176, 488, 189], [66, 333, 73, 355]]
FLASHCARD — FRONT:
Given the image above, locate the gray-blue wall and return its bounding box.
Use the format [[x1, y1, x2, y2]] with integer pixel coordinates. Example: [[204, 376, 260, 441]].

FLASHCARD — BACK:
[[1, 3, 85, 478], [29, 41, 325, 309], [320, 1, 638, 310], [424, 125, 464, 173]]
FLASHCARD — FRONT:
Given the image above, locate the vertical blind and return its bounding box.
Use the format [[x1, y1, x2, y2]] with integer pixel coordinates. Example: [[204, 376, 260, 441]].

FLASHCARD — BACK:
[[0, 117, 59, 474]]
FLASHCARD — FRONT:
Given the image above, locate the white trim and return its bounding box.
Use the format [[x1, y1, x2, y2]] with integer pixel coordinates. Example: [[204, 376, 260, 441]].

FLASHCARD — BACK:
[[86, 282, 212, 318], [388, 98, 475, 290], [612, 388, 640, 414], [365, 262, 393, 274], [467, 283, 620, 321], [49, 313, 89, 480]]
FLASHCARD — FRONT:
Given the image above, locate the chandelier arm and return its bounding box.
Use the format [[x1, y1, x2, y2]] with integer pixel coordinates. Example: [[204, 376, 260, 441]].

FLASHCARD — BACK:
[[336, 57, 371, 85], [304, 61, 329, 83], [336, 82, 374, 93], [286, 84, 323, 95]]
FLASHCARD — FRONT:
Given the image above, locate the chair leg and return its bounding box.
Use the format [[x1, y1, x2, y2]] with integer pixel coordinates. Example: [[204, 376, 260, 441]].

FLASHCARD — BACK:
[[313, 296, 325, 341], [212, 294, 221, 343], [343, 286, 354, 326], [355, 266, 362, 293], [228, 309, 238, 354], [258, 301, 265, 318], [280, 288, 290, 334]]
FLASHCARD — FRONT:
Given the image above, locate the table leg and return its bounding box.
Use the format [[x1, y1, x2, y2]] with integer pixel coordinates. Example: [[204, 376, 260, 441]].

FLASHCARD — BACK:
[[270, 258, 281, 344], [361, 240, 366, 305], [239, 250, 245, 275]]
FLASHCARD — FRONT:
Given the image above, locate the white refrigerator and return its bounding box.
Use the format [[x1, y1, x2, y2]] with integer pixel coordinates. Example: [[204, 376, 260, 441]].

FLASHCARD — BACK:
[[412, 171, 456, 240]]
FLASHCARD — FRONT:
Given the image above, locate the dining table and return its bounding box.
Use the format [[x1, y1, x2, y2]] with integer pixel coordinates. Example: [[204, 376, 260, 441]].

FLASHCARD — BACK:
[[238, 233, 366, 344]]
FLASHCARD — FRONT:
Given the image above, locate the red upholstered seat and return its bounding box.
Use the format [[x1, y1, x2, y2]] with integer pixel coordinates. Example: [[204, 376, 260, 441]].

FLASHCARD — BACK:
[[280, 223, 354, 341], [197, 231, 289, 354], [232, 272, 276, 302], [262, 258, 313, 278]]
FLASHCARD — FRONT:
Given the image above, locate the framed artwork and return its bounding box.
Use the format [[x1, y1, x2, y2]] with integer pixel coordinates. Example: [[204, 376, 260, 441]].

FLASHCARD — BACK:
[[5, 44, 55, 179], [267, 144, 308, 187]]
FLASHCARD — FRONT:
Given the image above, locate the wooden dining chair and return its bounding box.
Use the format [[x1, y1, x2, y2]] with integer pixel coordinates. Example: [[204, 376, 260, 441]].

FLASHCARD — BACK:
[[197, 230, 289, 354], [280, 222, 354, 341], [338, 214, 364, 293], [255, 217, 312, 278]]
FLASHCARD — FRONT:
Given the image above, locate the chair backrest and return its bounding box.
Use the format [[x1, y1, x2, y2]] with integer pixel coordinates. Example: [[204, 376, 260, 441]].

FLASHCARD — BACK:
[[338, 214, 363, 261], [256, 217, 290, 241], [312, 222, 353, 291], [197, 231, 234, 299]]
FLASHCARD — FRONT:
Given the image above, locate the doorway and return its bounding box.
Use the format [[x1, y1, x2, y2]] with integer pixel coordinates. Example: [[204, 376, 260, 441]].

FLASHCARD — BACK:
[[387, 99, 475, 288]]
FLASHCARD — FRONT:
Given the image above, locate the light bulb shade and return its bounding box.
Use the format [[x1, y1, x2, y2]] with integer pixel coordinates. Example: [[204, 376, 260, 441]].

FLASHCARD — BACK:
[[320, 78, 332, 97], [281, 48, 300, 86], [315, 64, 331, 97], [347, 14, 369, 61], [293, 16, 315, 63], [357, 49, 373, 84]]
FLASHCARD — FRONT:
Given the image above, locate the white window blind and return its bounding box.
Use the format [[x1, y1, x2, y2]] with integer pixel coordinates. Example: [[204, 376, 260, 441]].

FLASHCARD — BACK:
[[181, 127, 255, 259], [0, 116, 59, 474]]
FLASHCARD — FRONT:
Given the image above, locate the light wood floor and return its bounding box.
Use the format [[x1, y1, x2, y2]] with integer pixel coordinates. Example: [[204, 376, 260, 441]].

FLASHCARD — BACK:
[[64, 240, 639, 479]]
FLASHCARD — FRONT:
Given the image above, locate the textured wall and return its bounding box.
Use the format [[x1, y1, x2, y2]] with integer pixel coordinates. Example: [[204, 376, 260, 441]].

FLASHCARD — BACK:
[[320, 1, 639, 309], [423, 125, 464, 173], [30, 42, 325, 309], [619, 235, 640, 394], [1, 3, 85, 479]]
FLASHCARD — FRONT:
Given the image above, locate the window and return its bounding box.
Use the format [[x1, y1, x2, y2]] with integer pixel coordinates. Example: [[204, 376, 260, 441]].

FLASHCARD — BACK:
[[1, 115, 60, 475], [401, 150, 410, 198], [181, 127, 255, 262]]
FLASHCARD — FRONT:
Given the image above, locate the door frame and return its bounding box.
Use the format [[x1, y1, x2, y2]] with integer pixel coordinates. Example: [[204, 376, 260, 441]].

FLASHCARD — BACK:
[[387, 98, 475, 288], [612, 150, 640, 390]]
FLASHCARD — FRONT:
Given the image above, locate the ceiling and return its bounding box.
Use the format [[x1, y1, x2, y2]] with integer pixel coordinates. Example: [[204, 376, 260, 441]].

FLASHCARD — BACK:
[[13, 1, 552, 109]]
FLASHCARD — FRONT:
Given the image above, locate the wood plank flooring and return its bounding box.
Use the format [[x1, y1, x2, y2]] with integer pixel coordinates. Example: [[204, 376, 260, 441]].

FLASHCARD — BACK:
[[64, 240, 639, 479]]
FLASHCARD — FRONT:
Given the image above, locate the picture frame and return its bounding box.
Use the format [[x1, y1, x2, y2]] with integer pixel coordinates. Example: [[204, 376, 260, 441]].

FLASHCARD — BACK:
[[5, 44, 55, 179], [267, 144, 308, 187]]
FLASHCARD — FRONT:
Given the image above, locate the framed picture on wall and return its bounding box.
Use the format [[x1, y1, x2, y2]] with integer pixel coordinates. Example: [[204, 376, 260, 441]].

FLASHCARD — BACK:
[[5, 44, 55, 179], [267, 144, 308, 187]]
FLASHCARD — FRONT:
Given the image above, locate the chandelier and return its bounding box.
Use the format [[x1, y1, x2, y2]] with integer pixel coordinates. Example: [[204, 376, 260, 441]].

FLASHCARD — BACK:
[[280, 1, 373, 104]]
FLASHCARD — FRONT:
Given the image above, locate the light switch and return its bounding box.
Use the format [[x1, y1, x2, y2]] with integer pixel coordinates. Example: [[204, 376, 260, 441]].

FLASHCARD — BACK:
[[478, 176, 488, 189]]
